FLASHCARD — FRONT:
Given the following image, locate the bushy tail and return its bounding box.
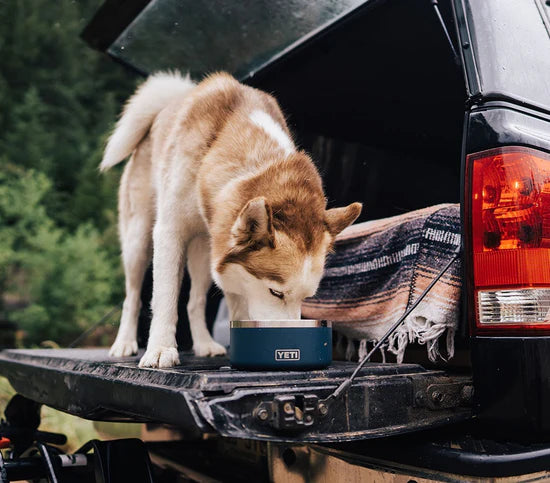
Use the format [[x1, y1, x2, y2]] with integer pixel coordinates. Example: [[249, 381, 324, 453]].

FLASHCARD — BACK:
[[100, 71, 195, 172]]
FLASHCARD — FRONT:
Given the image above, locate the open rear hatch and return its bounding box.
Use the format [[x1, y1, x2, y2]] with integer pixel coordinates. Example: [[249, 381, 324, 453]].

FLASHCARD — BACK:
[[0, 349, 471, 442]]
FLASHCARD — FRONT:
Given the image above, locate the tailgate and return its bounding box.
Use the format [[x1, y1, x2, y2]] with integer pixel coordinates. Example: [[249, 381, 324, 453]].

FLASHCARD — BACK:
[[0, 348, 472, 443]]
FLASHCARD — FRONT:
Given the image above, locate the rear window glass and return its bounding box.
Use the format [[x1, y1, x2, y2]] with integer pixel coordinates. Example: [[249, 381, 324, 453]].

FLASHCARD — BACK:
[[108, 0, 368, 79]]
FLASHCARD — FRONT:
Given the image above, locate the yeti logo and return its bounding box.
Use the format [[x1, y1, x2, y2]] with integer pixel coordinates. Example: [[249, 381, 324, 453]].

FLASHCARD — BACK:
[[275, 349, 300, 361]]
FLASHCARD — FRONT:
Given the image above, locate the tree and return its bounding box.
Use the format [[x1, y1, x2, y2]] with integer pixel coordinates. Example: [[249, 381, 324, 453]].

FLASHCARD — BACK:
[[0, 0, 137, 346]]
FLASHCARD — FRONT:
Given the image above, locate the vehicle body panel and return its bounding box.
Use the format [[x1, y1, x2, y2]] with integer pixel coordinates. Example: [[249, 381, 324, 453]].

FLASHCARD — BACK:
[[454, 0, 550, 113]]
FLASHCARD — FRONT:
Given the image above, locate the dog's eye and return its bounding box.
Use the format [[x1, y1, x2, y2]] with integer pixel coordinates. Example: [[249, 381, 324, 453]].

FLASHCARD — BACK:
[[269, 288, 284, 299]]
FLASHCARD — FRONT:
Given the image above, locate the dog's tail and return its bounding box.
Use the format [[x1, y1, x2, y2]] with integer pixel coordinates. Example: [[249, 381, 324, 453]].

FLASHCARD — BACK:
[[100, 71, 195, 172]]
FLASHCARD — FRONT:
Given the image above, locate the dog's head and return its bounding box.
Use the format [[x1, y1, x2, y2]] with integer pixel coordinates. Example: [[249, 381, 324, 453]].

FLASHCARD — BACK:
[[213, 196, 361, 320]]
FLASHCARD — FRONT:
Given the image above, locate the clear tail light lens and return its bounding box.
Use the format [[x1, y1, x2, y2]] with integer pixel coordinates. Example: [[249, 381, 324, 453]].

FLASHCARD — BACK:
[[478, 289, 550, 326], [467, 147, 550, 334]]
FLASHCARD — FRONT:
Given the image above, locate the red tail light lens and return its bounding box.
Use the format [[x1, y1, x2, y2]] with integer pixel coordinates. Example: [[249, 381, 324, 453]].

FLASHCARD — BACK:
[[467, 147, 550, 333]]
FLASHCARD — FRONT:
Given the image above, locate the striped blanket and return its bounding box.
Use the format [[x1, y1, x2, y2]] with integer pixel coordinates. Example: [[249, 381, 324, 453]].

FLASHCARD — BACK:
[[302, 204, 461, 363]]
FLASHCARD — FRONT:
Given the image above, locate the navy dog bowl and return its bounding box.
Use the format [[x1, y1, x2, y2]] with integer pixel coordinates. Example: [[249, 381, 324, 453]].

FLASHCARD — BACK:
[[230, 320, 332, 370]]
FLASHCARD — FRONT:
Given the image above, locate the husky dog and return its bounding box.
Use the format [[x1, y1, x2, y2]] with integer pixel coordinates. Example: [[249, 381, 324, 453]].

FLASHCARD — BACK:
[[101, 72, 361, 368]]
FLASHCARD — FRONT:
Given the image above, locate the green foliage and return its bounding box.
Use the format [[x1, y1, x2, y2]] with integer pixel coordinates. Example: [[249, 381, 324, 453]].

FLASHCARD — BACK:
[[0, 1, 137, 346], [11, 224, 116, 346], [1, 164, 118, 345]]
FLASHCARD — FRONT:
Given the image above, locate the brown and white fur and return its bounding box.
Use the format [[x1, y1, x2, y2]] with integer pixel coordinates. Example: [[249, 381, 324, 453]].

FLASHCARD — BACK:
[[101, 71, 361, 368]]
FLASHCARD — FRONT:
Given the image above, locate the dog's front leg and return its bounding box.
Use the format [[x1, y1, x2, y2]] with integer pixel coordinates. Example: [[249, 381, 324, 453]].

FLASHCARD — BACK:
[[187, 236, 226, 357], [139, 221, 185, 368]]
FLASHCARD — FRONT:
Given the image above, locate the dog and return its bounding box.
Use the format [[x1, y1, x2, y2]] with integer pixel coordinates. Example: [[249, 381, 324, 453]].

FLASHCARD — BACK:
[[100, 71, 362, 368]]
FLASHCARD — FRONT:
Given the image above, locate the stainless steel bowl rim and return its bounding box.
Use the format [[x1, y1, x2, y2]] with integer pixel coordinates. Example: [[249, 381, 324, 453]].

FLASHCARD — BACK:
[[230, 320, 331, 328]]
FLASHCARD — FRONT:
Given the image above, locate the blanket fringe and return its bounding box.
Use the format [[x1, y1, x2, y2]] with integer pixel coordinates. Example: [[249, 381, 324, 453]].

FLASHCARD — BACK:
[[358, 339, 367, 360], [341, 314, 455, 363], [345, 337, 355, 360]]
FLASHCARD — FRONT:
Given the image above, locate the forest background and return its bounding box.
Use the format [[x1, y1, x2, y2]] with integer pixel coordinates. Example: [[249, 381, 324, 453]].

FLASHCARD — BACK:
[[0, 0, 137, 347]]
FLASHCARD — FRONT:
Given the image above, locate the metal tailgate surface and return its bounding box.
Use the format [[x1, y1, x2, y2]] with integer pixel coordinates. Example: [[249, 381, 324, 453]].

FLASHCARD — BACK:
[[0, 349, 471, 443]]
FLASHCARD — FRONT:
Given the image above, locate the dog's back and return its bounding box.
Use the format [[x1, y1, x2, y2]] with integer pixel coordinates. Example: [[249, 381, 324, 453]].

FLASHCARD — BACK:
[[102, 72, 292, 206]]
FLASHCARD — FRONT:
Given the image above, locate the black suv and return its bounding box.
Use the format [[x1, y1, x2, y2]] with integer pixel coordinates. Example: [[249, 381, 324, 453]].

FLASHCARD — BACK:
[[1, 0, 550, 480]]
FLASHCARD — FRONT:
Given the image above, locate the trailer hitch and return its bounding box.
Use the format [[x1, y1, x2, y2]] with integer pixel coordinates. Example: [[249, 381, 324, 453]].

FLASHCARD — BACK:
[[254, 394, 324, 431]]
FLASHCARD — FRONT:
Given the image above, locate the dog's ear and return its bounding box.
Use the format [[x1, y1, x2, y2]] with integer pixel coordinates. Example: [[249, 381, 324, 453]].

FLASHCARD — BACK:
[[325, 202, 362, 236], [231, 197, 275, 248]]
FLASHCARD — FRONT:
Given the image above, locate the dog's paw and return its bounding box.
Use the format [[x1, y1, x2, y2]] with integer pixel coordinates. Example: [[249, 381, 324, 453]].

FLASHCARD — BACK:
[[138, 347, 180, 368], [193, 340, 227, 357], [109, 339, 138, 357]]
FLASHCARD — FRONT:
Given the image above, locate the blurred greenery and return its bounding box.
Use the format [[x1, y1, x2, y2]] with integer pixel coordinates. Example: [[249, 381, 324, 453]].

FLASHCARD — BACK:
[[0, 376, 141, 452], [0, 0, 138, 346]]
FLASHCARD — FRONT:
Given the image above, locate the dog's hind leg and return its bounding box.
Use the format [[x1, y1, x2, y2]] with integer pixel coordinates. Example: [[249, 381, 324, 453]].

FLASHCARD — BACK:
[[110, 157, 153, 358], [110, 214, 152, 357], [187, 236, 226, 357]]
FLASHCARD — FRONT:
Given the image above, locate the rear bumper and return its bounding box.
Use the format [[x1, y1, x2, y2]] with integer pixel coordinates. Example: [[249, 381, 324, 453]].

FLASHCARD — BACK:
[[472, 336, 550, 439], [148, 435, 550, 481], [272, 429, 550, 480]]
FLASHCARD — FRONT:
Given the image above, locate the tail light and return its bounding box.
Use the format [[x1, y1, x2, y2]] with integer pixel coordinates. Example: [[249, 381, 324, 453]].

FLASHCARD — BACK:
[[466, 146, 550, 334]]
